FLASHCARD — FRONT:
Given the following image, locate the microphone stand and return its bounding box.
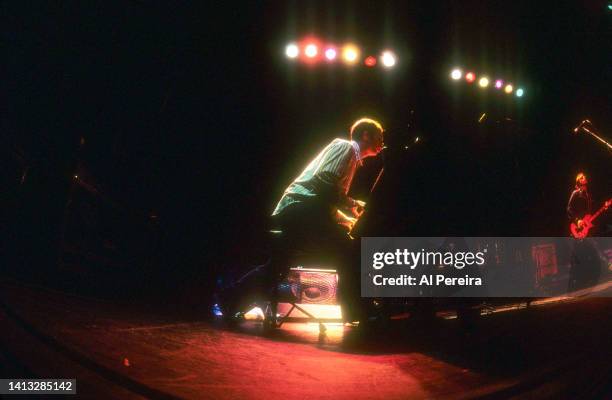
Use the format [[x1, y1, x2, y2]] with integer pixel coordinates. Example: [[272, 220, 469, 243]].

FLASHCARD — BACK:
[[574, 120, 612, 153]]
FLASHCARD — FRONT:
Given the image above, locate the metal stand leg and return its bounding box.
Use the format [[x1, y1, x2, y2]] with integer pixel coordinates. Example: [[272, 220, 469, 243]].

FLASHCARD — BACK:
[[266, 277, 280, 330], [292, 304, 326, 333]]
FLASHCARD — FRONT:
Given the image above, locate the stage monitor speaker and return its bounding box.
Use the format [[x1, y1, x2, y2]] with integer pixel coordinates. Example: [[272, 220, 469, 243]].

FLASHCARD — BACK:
[[287, 267, 338, 305]]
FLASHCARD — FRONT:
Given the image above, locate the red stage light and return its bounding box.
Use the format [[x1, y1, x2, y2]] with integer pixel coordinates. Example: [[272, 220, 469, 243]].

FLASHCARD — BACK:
[[299, 37, 323, 63], [364, 56, 377, 67], [465, 72, 476, 83], [304, 43, 318, 58]]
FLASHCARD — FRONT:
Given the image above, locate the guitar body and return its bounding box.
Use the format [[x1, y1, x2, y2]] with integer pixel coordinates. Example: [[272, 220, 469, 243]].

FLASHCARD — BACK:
[[570, 215, 594, 239], [570, 199, 612, 239]]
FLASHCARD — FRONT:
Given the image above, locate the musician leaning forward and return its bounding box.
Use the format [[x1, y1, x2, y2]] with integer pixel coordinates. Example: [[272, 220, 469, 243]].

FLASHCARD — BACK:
[[217, 118, 384, 321], [272, 118, 385, 240]]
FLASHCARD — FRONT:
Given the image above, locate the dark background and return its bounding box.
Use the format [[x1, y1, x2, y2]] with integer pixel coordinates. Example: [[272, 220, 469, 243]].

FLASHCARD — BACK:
[[2, 1, 611, 301]]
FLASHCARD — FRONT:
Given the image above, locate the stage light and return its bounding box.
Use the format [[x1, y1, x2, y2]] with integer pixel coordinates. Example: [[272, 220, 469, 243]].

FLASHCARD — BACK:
[[516, 88, 524, 97], [285, 43, 299, 59], [324, 48, 337, 61], [381, 51, 397, 68], [244, 306, 265, 320], [450, 69, 462, 80], [465, 72, 475, 83], [495, 79, 503, 89], [304, 43, 318, 58], [342, 44, 360, 64], [504, 84, 513, 93], [364, 56, 377, 67], [478, 77, 489, 87]]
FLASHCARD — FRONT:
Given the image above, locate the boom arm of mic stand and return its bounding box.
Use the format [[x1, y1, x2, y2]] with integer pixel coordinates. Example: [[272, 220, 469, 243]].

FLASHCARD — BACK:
[[581, 127, 612, 153]]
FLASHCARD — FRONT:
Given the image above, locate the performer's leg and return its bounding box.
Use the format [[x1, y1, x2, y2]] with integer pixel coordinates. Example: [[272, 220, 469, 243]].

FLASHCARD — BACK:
[[310, 222, 365, 322], [276, 204, 366, 321]]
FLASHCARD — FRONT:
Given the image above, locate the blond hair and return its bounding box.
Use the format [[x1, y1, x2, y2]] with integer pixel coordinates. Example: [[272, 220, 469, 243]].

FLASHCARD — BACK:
[[350, 118, 384, 141]]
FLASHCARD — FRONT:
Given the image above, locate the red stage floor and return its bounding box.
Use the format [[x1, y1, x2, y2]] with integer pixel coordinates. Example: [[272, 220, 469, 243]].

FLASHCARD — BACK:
[[1, 280, 611, 399]]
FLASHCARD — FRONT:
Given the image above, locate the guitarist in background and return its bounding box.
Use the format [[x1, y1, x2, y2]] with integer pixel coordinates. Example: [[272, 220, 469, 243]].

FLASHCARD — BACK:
[[567, 172, 592, 232], [566, 172, 602, 291]]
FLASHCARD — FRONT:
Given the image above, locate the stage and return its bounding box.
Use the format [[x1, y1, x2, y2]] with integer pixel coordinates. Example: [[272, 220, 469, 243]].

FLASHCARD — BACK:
[[1, 279, 610, 399]]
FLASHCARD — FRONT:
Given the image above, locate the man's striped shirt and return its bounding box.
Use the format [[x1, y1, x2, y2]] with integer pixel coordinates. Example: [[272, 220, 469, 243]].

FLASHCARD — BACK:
[[272, 138, 361, 216]]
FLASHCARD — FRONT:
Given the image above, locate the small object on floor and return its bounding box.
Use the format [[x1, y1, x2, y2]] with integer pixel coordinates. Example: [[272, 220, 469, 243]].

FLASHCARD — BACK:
[[211, 303, 223, 317], [244, 306, 265, 320]]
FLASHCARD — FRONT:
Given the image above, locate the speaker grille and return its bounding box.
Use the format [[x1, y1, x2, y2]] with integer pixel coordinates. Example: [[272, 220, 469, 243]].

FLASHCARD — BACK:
[[287, 269, 338, 304]]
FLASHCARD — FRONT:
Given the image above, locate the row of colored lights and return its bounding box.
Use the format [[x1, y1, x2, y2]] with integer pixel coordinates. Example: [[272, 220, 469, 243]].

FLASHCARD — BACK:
[[285, 41, 397, 68], [450, 68, 524, 97]]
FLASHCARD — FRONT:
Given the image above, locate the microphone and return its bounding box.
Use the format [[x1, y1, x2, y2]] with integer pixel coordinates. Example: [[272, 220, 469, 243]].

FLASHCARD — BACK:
[[573, 119, 591, 134]]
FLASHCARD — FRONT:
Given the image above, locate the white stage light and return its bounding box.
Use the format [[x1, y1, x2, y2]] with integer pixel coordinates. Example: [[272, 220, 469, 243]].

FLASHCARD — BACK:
[[285, 43, 299, 59], [381, 51, 397, 68], [450, 69, 462, 80]]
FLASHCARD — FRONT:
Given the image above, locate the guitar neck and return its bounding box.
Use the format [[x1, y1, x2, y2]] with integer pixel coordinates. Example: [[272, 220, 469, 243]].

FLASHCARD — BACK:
[[590, 199, 611, 221]]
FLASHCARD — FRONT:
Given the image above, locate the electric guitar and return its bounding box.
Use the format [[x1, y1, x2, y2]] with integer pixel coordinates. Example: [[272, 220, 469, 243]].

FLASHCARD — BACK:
[[570, 198, 612, 239]]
